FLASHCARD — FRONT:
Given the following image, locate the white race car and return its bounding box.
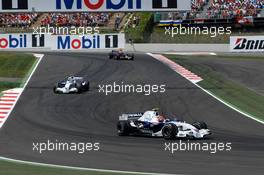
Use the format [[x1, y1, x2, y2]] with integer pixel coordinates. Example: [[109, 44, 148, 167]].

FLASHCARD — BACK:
[[53, 76, 89, 94], [117, 109, 211, 139]]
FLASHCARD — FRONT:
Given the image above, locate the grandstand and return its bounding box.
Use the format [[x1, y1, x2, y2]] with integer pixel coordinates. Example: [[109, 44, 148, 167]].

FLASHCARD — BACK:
[[0, 12, 125, 34], [157, 0, 264, 21], [0, 13, 39, 28], [0, 0, 263, 37], [40, 13, 110, 27]]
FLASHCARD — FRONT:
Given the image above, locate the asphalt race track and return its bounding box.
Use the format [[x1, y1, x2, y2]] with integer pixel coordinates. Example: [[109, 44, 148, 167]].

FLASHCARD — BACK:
[[0, 53, 263, 175]]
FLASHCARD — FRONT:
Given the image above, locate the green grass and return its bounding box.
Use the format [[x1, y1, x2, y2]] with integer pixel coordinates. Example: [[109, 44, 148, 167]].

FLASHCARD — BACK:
[[166, 55, 264, 121], [0, 52, 37, 92], [0, 82, 21, 92], [0, 53, 36, 78], [125, 12, 154, 43], [0, 160, 139, 175]]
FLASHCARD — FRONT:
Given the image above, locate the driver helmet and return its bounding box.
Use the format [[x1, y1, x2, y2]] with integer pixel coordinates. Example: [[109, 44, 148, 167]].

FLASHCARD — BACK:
[[68, 76, 75, 82], [118, 48, 123, 53]]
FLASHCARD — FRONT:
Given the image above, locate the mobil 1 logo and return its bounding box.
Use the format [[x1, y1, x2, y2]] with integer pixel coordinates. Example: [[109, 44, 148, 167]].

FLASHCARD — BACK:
[[105, 35, 118, 48], [32, 34, 45, 47], [2, 0, 28, 10]]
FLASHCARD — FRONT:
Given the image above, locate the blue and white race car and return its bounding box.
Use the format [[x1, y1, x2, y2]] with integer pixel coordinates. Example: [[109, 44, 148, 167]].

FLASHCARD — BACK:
[[117, 109, 211, 139], [53, 76, 89, 94]]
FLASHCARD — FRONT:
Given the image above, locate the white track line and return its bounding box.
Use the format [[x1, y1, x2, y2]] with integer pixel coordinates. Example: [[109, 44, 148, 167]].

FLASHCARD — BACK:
[[0, 54, 44, 129], [147, 53, 264, 124], [0, 156, 177, 175]]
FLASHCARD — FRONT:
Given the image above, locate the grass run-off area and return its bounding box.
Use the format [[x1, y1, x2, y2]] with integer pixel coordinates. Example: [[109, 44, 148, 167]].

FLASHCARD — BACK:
[[0, 159, 139, 175], [0, 52, 36, 92], [166, 54, 264, 122]]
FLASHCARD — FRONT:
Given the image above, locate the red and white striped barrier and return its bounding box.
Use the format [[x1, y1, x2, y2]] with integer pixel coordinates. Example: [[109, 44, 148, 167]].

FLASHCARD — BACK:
[[0, 88, 23, 128], [148, 53, 203, 84]]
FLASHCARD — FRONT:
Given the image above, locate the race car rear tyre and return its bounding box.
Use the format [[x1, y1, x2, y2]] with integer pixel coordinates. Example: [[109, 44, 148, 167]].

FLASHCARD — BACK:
[[53, 86, 59, 94], [192, 121, 207, 130], [117, 121, 130, 136], [162, 123, 178, 140]]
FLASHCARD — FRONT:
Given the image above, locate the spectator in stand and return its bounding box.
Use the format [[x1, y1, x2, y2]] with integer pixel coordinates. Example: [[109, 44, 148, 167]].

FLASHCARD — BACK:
[[115, 14, 121, 30]]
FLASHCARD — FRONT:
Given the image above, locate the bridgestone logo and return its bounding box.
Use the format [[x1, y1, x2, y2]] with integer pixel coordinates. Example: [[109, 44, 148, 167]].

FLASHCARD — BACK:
[[234, 38, 264, 50]]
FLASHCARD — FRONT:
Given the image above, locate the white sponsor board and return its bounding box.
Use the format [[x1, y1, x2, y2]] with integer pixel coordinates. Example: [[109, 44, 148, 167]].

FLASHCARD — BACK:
[[0, 0, 191, 12], [0, 33, 50, 49], [230, 36, 264, 52], [50, 34, 125, 50], [0, 33, 125, 50]]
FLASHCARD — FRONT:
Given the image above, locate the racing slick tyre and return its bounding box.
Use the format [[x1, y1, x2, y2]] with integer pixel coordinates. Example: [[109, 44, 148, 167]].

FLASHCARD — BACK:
[[53, 86, 59, 94], [80, 82, 90, 92], [117, 121, 130, 136], [192, 121, 207, 130], [83, 82, 90, 91], [162, 123, 178, 140]]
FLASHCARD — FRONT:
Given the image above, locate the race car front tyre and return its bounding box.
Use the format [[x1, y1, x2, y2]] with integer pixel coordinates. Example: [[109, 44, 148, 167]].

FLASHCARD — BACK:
[[162, 123, 178, 140], [192, 121, 208, 130], [117, 121, 130, 136]]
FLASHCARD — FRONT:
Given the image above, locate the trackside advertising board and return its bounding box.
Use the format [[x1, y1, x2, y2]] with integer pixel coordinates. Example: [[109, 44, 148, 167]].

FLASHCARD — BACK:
[[0, 33, 125, 50], [230, 36, 264, 52], [0, 0, 191, 12], [0, 33, 50, 49], [50, 34, 125, 50]]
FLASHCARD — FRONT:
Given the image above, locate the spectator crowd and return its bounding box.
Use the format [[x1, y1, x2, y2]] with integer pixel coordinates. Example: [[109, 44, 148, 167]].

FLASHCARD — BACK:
[[40, 13, 110, 27], [0, 1, 264, 29], [188, 0, 264, 19], [207, 0, 264, 19], [0, 13, 39, 28]]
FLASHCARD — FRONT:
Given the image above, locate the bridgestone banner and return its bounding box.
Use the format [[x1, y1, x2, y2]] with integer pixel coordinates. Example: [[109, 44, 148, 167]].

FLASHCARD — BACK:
[[230, 36, 264, 52], [0, 0, 191, 12], [0, 33, 125, 50]]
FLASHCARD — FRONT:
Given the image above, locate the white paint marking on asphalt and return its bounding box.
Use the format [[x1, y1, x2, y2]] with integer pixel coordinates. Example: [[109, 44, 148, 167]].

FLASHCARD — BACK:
[[0, 156, 178, 175], [148, 53, 264, 124]]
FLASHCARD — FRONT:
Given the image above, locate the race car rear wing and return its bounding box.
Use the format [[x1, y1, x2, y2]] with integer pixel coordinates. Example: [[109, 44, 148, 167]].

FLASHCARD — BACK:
[[119, 113, 143, 121]]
